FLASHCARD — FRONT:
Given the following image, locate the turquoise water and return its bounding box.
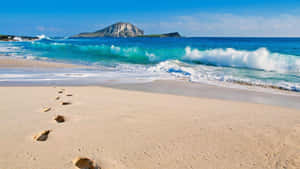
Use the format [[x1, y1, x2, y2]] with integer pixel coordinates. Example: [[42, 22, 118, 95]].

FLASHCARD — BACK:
[[1, 36, 300, 91]]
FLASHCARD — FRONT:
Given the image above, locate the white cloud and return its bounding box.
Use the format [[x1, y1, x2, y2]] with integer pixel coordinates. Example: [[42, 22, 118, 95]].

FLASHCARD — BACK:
[[141, 13, 300, 37], [36, 26, 62, 33], [36, 26, 46, 31]]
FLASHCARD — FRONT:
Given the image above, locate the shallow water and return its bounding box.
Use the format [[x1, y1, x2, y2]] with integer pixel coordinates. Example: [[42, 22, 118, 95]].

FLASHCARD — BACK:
[[1, 37, 300, 91]]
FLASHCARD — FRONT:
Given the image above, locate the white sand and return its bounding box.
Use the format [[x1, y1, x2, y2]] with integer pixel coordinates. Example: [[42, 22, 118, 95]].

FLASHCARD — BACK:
[[0, 57, 84, 68], [0, 86, 299, 169]]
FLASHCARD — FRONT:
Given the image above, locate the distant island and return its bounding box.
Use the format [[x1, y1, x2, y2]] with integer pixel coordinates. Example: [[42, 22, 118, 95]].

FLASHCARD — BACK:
[[0, 22, 181, 41], [72, 22, 181, 38]]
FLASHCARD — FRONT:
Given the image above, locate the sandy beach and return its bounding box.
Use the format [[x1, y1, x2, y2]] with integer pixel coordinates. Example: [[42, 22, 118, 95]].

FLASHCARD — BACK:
[[2, 1, 300, 168], [0, 56, 85, 68], [0, 85, 300, 169], [0, 57, 300, 169]]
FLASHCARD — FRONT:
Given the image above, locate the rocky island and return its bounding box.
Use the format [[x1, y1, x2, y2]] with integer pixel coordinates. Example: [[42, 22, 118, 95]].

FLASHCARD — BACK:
[[72, 22, 181, 38], [72, 22, 144, 38], [1, 22, 181, 40]]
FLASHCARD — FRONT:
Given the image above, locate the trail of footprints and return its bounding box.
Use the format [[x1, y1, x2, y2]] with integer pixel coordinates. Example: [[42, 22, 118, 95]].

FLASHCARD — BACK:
[[33, 88, 99, 169], [34, 89, 68, 141]]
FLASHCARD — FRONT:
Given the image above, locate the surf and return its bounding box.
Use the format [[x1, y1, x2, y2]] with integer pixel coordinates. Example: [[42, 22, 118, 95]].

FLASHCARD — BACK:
[[184, 47, 300, 73], [27, 41, 300, 73], [2, 37, 300, 92]]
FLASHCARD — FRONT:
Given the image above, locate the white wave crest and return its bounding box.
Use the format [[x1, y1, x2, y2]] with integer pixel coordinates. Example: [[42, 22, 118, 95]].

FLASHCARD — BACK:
[[149, 60, 300, 92], [184, 47, 300, 73], [13, 36, 23, 41], [149, 60, 194, 78], [145, 52, 157, 61], [51, 42, 67, 46], [37, 34, 51, 40]]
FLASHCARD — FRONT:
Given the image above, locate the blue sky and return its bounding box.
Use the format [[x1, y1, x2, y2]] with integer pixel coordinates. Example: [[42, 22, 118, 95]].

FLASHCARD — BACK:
[[1, 0, 300, 37]]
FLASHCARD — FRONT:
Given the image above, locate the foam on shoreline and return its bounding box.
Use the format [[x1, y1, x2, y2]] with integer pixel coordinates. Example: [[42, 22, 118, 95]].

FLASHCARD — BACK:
[[1, 56, 300, 95]]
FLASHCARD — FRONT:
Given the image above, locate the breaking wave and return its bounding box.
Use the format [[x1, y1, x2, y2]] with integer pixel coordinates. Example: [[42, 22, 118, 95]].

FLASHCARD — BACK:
[[37, 34, 51, 40], [184, 47, 300, 73], [148, 60, 300, 92], [1, 39, 300, 92], [29, 42, 300, 73]]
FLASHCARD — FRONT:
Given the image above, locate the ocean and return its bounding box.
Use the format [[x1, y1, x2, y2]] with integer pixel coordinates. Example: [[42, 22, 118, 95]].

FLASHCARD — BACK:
[[1, 36, 300, 91]]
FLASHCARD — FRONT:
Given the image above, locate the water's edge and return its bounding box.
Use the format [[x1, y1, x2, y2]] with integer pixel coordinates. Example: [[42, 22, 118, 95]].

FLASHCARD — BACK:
[[1, 37, 300, 93], [104, 80, 300, 110]]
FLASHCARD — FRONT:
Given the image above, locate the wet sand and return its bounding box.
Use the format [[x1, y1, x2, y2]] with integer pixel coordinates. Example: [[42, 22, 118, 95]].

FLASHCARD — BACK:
[[0, 56, 85, 68], [106, 80, 300, 110]]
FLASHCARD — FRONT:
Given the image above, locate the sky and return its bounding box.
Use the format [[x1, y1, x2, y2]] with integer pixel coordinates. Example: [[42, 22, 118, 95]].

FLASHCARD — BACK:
[[1, 0, 300, 37]]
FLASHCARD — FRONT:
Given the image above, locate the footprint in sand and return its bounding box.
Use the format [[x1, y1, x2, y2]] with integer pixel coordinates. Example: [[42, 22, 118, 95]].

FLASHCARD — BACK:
[[66, 94, 73, 97], [33, 130, 51, 141], [73, 157, 99, 169], [55, 96, 60, 100], [61, 101, 72, 106], [54, 115, 65, 123], [42, 107, 51, 112], [58, 89, 65, 94]]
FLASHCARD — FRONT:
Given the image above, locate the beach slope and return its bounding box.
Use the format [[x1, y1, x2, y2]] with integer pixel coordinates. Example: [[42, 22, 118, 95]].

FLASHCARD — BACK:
[[0, 86, 299, 169]]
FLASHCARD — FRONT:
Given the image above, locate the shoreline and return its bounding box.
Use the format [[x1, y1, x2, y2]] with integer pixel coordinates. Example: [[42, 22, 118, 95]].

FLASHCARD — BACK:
[[2, 80, 300, 110], [1, 58, 300, 169], [0, 56, 89, 68], [1, 57, 300, 110], [0, 56, 299, 92], [104, 80, 300, 110]]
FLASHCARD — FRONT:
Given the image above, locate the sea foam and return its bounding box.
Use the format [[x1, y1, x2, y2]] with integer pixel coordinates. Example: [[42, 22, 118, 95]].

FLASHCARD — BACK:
[[184, 47, 300, 73], [29, 42, 300, 73], [149, 60, 300, 91], [2, 39, 300, 92], [37, 34, 51, 40]]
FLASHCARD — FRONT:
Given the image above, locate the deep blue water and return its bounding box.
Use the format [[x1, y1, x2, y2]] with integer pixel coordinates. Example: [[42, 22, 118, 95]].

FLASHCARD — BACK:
[[1, 37, 300, 91]]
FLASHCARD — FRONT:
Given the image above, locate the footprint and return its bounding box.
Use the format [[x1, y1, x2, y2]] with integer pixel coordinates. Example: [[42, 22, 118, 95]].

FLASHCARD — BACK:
[[55, 96, 60, 100], [61, 102, 72, 106], [73, 157, 99, 169], [54, 115, 65, 123], [33, 130, 51, 141], [58, 89, 64, 94], [42, 107, 51, 112], [66, 94, 73, 97]]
